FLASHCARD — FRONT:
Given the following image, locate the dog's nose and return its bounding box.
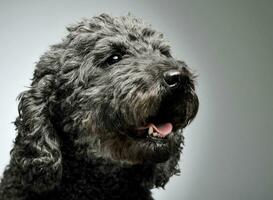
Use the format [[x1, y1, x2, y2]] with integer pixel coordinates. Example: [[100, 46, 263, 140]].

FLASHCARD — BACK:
[[163, 70, 183, 88]]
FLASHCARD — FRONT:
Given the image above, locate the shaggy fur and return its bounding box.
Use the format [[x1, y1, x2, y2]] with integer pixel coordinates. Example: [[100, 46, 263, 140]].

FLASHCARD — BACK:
[[0, 14, 199, 200]]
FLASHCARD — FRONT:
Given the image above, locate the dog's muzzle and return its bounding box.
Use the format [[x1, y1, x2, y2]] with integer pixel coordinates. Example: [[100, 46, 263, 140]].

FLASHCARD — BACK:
[[131, 68, 196, 141]]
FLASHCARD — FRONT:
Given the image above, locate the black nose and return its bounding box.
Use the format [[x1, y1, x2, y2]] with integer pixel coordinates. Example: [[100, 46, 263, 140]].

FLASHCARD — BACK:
[[163, 70, 183, 88]]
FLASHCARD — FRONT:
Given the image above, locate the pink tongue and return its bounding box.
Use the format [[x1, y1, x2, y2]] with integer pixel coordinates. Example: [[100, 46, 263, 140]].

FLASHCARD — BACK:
[[150, 123, 173, 137]]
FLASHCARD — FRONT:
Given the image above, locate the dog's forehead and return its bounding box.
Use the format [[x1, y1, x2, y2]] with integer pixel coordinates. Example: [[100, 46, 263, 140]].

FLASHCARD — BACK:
[[100, 15, 171, 55], [94, 14, 164, 39], [66, 14, 172, 58]]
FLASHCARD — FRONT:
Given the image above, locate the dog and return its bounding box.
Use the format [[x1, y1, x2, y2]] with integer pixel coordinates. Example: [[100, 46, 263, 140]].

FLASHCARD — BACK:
[[0, 14, 199, 200]]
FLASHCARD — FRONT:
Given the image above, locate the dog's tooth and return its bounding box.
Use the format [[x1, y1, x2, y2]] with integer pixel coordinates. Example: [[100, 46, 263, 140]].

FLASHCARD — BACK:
[[152, 132, 157, 137], [148, 126, 153, 135]]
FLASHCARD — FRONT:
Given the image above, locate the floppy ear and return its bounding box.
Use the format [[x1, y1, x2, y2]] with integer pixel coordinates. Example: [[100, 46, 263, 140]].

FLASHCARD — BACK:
[[12, 72, 62, 193]]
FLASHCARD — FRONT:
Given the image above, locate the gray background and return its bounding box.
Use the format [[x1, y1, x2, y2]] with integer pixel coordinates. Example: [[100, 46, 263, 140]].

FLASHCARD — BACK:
[[0, 0, 272, 199]]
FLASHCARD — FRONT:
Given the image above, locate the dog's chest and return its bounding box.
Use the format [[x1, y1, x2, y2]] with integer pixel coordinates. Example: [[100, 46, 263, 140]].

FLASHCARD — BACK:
[[39, 159, 153, 200]]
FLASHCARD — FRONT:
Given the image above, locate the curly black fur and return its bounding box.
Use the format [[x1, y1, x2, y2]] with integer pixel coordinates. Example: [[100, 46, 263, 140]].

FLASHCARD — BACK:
[[0, 14, 199, 200]]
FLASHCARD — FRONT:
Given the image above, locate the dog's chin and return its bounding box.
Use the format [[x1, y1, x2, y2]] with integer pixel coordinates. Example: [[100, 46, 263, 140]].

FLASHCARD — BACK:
[[121, 120, 184, 164], [93, 127, 181, 165], [132, 132, 180, 164]]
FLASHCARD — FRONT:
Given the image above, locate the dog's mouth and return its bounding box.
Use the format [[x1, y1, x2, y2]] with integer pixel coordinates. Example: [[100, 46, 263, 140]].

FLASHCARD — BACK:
[[128, 91, 198, 142], [135, 122, 173, 139], [129, 105, 182, 142], [125, 112, 181, 163]]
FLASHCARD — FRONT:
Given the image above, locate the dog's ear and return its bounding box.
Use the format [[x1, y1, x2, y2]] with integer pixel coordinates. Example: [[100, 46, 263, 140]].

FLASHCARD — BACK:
[[11, 71, 62, 193]]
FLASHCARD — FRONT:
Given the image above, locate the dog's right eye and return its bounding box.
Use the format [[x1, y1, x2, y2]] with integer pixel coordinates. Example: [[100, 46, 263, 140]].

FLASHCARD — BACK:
[[106, 54, 122, 65]]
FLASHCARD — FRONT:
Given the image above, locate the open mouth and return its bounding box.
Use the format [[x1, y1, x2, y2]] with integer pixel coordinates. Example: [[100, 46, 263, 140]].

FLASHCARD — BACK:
[[131, 99, 181, 141], [135, 122, 173, 140], [127, 88, 198, 142]]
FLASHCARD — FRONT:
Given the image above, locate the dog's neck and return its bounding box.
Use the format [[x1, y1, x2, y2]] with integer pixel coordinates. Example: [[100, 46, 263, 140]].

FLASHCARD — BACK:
[[44, 138, 156, 200]]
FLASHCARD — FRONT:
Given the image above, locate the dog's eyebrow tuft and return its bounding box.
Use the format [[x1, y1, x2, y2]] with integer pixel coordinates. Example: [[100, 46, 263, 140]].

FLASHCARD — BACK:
[[109, 41, 128, 53]]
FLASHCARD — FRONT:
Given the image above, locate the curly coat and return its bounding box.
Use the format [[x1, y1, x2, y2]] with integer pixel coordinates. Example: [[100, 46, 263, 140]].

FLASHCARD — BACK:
[[0, 14, 199, 200]]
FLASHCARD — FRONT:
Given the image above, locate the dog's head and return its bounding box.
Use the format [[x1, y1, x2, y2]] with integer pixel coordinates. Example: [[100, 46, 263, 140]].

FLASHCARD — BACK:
[[13, 14, 198, 192]]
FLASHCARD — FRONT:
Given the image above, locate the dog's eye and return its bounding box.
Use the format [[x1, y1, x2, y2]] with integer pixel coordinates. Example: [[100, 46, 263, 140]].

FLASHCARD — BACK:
[[106, 54, 122, 65]]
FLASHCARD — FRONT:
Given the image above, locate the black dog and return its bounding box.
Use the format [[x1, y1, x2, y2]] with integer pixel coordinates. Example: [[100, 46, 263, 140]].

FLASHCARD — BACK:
[[0, 14, 199, 200]]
